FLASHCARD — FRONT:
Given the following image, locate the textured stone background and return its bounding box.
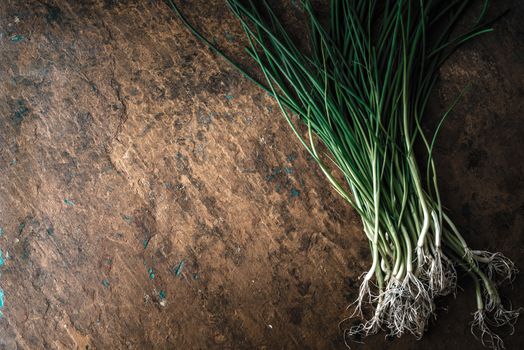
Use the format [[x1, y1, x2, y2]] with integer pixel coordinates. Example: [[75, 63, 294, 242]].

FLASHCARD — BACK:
[[0, 0, 522, 349]]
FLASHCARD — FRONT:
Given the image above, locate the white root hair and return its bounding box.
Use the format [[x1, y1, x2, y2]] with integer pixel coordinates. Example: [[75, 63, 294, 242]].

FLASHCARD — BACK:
[[472, 250, 518, 285], [493, 305, 522, 334], [428, 251, 457, 297], [347, 273, 435, 341], [394, 272, 434, 339], [471, 310, 505, 350], [350, 274, 376, 318], [347, 301, 385, 338]]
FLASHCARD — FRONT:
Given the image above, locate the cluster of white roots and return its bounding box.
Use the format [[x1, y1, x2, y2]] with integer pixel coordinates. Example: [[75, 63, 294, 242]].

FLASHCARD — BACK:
[[347, 257, 446, 340], [344, 249, 520, 350], [470, 306, 520, 350], [422, 250, 458, 297], [471, 287, 522, 350], [471, 310, 504, 350], [470, 250, 518, 284]]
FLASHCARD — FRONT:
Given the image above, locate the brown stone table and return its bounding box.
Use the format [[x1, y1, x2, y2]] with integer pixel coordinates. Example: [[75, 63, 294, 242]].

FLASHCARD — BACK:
[[0, 1, 522, 349]]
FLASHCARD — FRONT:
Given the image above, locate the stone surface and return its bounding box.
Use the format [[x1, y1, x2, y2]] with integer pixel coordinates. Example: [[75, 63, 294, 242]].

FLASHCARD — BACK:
[[0, 1, 522, 349]]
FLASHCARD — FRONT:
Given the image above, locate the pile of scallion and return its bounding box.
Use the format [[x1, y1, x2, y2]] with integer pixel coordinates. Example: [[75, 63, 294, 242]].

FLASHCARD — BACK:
[[167, 0, 519, 348]]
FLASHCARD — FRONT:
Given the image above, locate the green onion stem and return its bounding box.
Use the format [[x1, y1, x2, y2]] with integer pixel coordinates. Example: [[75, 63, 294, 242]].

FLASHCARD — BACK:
[[168, 1, 518, 348]]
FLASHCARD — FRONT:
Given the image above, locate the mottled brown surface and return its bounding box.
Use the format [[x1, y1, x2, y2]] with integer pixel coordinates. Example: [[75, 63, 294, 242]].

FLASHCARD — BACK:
[[0, 1, 522, 349]]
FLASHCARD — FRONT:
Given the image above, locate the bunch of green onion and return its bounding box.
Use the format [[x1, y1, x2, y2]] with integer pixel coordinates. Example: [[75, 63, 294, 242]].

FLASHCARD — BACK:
[[167, 0, 519, 348]]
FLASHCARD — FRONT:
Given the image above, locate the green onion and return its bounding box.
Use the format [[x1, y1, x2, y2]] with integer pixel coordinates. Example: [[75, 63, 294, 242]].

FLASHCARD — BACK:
[[167, 1, 519, 348]]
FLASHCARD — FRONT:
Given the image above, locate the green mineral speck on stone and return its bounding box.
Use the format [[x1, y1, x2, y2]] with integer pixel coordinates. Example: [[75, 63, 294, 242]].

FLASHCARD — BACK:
[[290, 188, 300, 197], [12, 100, 29, 126], [10, 34, 24, 42], [224, 31, 234, 42], [174, 260, 185, 277], [287, 152, 297, 162]]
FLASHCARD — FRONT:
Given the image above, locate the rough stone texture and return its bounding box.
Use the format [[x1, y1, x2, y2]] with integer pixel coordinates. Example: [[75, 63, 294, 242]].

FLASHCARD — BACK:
[[0, 1, 522, 349]]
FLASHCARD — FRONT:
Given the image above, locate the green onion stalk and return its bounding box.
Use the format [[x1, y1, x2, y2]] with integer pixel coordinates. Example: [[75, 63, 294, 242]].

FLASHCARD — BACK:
[[167, 0, 519, 348]]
